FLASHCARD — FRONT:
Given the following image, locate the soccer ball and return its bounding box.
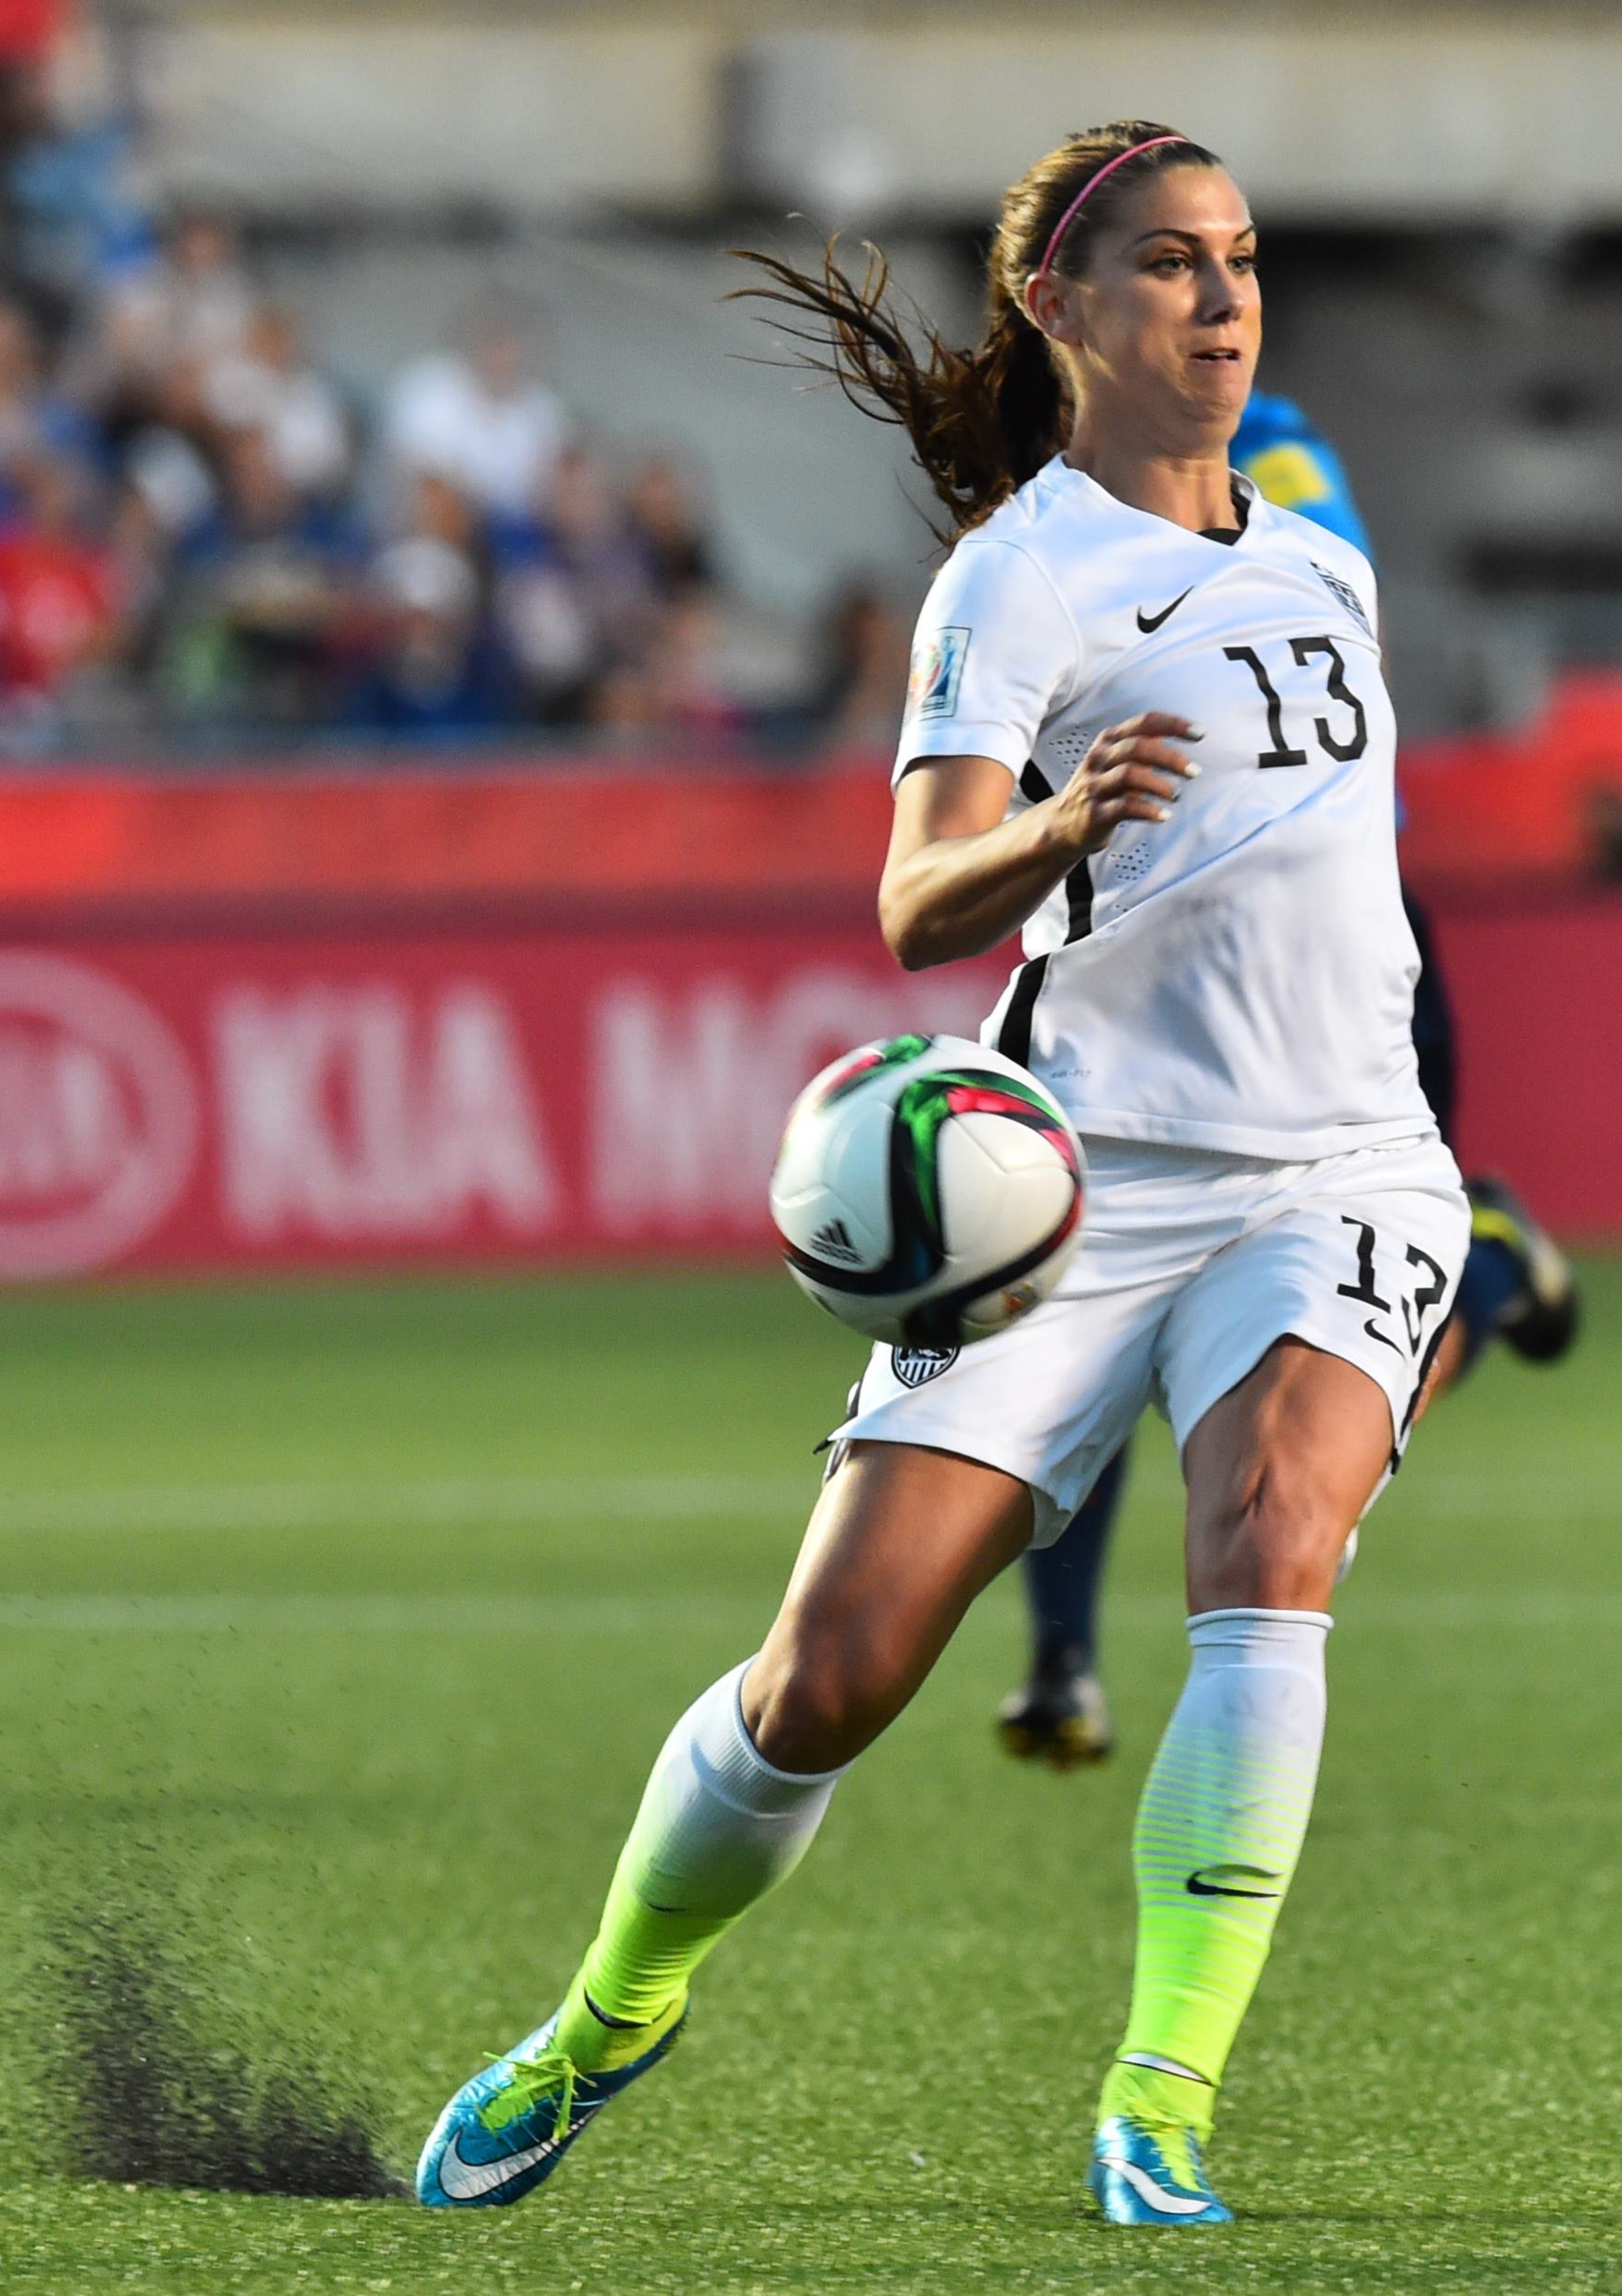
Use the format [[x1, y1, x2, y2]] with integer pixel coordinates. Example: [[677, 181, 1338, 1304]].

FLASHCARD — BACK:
[[769, 1033, 1085, 1347]]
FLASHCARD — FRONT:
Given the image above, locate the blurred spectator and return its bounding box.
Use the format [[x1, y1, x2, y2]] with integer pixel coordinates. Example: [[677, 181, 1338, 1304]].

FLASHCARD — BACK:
[[624, 453, 717, 598], [163, 426, 360, 732], [392, 468, 485, 562], [77, 205, 256, 437], [346, 534, 512, 739], [0, 57, 58, 311], [648, 589, 742, 739], [384, 302, 568, 519], [0, 293, 92, 504], [120, 206, 255, 368], [122, 417, 215, 541], [494, 443, 656, 723], [799, 579, 911, 748], [0, 449, 120, 746], [496, 545, 596, 725], [103, 471, 172, 679], [203, 305, 350, 502], [3, 30, 156, 320], [589, 591, 742, 745], [0, 85, 848, 759]]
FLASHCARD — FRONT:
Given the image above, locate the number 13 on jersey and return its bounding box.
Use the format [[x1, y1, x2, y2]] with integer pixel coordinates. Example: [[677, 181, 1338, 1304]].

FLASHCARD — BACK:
[[1223, 637, 1369, 768]]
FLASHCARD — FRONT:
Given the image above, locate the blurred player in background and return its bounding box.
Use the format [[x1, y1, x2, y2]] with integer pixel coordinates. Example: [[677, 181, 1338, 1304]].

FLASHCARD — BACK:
[[998, 389, 1582, 1772]]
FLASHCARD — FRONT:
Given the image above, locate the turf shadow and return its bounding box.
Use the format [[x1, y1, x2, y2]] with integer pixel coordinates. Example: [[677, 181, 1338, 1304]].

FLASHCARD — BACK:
[[32, 1880, 405, 2200]]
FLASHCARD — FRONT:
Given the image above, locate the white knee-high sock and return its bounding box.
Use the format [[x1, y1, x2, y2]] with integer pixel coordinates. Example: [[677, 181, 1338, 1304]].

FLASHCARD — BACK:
[[1100, 1607, 1331, 2135], [574, 1659, 845, 2029]]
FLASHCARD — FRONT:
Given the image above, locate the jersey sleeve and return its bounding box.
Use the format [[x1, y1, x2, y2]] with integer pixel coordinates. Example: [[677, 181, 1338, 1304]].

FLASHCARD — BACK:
[[893, 537, 1079, 789]]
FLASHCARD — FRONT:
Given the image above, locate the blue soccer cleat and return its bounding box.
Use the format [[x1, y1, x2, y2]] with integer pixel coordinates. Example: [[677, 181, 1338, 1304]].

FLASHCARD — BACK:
[[1088, 2114, 1234, 2226], [1466, 1174, 1580, 1364], [415, 1992, 686, 2209]]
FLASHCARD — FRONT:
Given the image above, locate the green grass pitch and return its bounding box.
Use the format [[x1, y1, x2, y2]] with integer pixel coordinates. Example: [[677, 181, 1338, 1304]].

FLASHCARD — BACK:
[[0, 1263, 1617, 2293]]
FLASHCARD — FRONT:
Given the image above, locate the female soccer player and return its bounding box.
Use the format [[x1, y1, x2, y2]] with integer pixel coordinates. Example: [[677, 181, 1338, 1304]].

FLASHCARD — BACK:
[[998, 393, 1580, 1770], [417, 121, 1470, 2228]]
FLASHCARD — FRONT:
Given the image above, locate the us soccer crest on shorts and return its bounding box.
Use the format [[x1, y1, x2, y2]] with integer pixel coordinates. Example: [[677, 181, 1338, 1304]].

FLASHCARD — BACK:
[[892, 1344, 959, 1388], [908, 626, 970, 719]]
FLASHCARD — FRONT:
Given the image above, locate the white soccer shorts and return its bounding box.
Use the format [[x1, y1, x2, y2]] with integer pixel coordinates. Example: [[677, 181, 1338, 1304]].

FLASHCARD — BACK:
[[836, 1131, 1470, 1547]]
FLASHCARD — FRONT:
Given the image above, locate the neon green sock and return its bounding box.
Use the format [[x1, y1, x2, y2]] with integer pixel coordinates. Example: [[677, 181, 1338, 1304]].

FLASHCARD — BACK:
[[1097, 2056, 1219, 2144], [553, 1661, 841, 2066], [571, 1866, 728, 2037], [548, 1955, 691, 2079], [1098, 1608, 1331, 2136]]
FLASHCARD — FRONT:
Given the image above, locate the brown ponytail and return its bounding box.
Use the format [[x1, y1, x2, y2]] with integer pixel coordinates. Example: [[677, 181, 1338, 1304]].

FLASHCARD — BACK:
[[730, 120, 1221, 543]]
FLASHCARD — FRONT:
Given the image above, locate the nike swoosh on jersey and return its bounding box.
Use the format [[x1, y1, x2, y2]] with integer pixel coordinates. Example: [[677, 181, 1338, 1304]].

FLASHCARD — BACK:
[[1105, 2158, 1213, 2217], [436, 2118, 588, 2201], [1362, 1317, 1403, 1355], [1135, 587, 1194, 633], [1185, 1867, 1281, 1899]]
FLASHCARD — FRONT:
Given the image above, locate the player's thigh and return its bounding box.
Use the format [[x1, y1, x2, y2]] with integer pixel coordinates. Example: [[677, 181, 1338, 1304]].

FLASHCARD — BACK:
[[1160, 1145, 1468, 1610], [744, 1440, 1031, 1772], [836, 1272, 1164, 1550], [746, 1272, 1167, 1768], [1180, 1337, 1394, 1612]]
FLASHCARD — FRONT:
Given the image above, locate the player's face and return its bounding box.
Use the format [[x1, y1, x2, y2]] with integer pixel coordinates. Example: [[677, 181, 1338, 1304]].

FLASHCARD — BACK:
[[1058, 166, 1261, 443]]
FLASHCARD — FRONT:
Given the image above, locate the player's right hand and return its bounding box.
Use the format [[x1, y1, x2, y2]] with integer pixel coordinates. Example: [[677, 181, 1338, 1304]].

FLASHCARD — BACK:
[[1051, 712, 1202, 857]]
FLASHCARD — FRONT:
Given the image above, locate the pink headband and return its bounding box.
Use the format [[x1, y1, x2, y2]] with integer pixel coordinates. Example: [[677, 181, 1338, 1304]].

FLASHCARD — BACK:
[[1034, 135, 1190, 279]]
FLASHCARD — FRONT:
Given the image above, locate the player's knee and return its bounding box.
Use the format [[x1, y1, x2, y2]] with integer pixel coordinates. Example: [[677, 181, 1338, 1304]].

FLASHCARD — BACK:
[[744, 1629, 904, 1773], [1191, 1462, 1349, 1612]]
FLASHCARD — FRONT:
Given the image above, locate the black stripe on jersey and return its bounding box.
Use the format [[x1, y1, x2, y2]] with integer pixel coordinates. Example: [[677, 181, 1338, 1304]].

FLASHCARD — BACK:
[[996, 954, 1049, 1068], [1065, 857, 1095, 943], [1390, 1310, 1453, 1474], [1021, 757, 1091, 938]]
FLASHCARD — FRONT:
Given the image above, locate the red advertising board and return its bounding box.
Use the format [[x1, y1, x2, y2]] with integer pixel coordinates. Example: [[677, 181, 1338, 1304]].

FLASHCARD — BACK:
[[1431, 894, 1622, 1239], [0, 923, 1009, 1280], [0, 897, 1611, 1282]]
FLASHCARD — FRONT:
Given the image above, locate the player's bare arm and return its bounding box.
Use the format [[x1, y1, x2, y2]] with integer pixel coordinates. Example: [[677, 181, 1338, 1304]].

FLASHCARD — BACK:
[[879, 712, 1202, 969]]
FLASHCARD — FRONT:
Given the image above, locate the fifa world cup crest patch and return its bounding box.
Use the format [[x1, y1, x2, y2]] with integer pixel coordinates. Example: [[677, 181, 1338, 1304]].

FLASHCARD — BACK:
[[907, 626, 970, 720], [892, 1343, 959, 1388]]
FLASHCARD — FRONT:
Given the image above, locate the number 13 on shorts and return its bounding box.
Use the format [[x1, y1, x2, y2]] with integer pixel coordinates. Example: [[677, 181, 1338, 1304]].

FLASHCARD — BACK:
[[1336, 1214, 1450, 1363]]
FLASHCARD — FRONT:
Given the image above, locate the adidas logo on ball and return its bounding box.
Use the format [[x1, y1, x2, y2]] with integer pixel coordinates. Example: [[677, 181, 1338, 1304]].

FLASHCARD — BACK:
[[770, 1034, 1086, 1349], [810, 1216, 863, 1265]]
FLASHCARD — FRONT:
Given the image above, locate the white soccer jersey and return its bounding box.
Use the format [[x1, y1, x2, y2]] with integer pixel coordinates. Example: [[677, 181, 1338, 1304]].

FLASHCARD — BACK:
[[895, 459, 1434, 1161]]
